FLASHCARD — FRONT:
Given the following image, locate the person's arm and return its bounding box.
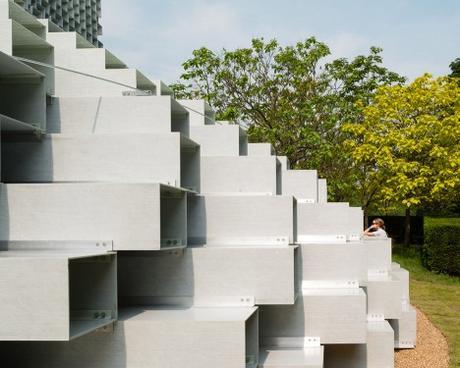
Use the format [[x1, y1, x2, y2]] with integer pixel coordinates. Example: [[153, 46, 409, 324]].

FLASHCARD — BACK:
[[363, 225, 377, 236]]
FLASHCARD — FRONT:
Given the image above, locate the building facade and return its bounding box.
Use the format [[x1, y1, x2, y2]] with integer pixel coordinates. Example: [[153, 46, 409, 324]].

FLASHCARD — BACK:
[[0, 1, 416, 367], [14, 0, 102, 46]]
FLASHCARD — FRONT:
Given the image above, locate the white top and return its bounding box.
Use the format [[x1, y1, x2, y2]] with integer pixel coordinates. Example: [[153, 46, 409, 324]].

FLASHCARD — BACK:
[[372, 228, 388, 238]]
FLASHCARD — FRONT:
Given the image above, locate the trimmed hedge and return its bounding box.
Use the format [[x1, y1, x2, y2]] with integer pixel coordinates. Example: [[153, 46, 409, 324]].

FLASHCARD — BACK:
[[422, 218, 460, 276]]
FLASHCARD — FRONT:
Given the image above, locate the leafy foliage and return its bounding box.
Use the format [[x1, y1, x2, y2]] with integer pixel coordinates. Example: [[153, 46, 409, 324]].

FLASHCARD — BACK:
[[170, 38, 405, 202], [343, 75, 460, 217], [450, 58, 460, 78]]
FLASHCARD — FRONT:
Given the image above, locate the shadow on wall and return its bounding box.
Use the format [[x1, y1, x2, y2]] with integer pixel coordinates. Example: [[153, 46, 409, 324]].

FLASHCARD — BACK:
[[0, 183, 9, 244], [46, 96, 101, 134], [258, 245, 305, 347], [0, 322, 133, 368], [117, 250, 196, 308], [1, 132, 54, 184], [187, 195, 207, 246]]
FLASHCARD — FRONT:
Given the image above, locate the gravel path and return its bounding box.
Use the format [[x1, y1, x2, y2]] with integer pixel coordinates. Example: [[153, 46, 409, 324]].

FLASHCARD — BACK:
[[395, 307, 450, 368]]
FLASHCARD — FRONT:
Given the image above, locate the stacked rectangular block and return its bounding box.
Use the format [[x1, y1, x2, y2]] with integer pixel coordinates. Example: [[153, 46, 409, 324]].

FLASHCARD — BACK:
[[0, 3, 416, 368], [0, 5, 259, 367]]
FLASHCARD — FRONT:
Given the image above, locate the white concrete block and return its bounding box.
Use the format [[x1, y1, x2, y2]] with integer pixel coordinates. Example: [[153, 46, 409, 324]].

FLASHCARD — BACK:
[[178, 99, 215, 126], [190, 124, 247, 156], [317, 179, 327, 203], [324, 321, 394, 368], [188, 194, 295, 246], [0, 250, 116, 341], [53, 68, 154, 97], [47, 96, 189, 136], [278, 156, 290, 170], [259, 347, 324, 368], [366, 238, 392, 273], [1, 307, 258, 368], [2, 133, 200, 191], [260, 289, 367, 345], [298, 243, 367, 285], [390, 305, 417, 348], [367, 321, 395, 368], [118, 246, 297, 306], [248, 143, 274, 156], [0, 183, 187, 251], [0, 51, 47, 130], [0, 18, 13, 55], [297, 203, 362, 242], [45, 31, 80, 50], [347, 207, 363, 239], [282, 170, 318, 201], [201, 156, 280, 194], [392, 267, 410, 302], [366, 274, 403, 319]]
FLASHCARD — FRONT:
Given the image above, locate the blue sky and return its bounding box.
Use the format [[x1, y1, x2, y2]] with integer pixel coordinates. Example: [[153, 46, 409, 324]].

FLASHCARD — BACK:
[[101, 0, 459, 84]]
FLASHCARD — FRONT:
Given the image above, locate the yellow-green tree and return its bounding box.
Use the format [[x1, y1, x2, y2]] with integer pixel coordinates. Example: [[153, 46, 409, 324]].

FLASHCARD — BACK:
[[344, 74, 460, 244]]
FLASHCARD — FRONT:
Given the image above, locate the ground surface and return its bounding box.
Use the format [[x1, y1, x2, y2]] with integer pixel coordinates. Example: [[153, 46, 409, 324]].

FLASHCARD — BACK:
[[395, 307, 449, 368], [393, 248, 460, 368]]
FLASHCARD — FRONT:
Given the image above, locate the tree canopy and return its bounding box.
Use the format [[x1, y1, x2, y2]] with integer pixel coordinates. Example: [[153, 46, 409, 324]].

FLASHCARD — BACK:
[[343, 74, 460, 241], [171, 38, 405, 201]]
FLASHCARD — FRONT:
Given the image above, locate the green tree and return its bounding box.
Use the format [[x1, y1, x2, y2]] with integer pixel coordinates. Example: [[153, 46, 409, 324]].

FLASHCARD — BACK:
[[450, 58, 460, 78], [344, 74, 460, 245], [171, 38, 404, 202]]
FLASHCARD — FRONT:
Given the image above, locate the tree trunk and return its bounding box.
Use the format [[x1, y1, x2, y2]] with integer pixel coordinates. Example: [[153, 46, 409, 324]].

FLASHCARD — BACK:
[[404, 208, 411, 247], [363, 207, 369, 229]]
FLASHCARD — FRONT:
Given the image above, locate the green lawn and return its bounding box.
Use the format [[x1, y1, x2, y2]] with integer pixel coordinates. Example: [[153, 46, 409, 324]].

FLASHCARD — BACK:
[[393, 247, 460, 368]]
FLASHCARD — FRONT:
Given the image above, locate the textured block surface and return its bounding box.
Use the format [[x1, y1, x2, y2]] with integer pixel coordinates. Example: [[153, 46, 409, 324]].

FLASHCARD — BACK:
[[282, 170, 318, 201], [118, 246, 297, 305], [367, 238, 392, 272], [0, 183, 187, 250], [298, 243, 367, 284], [1, 306, 258, 368], [297, 203, 362, 241], [201, 156, 280, 194], [190, 124, 247, 156], [367, 321, 395, 368], [259, 347, 324, 368], [390, 305, 417, 348], [47, 96, 188, 135], [366, 275, 403, 319], [188, 195, 295, 245], [0, 252, 116, 341], [260, 289, 367, 344], [2, 133, 199, 189]]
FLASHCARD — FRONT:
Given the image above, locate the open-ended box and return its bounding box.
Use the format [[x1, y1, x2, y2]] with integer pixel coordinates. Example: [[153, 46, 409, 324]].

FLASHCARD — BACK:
[[118, 245, 298, 307], [281, 169, 318, 202], [2, 132, 200, 192], [298, 243, 368, 285], [259, 288, 367, 346], [296, 203, 362, 243], [188, 194, 296, 246], [1, 307, 259, 368], [190, 124, 248, 156], [200, 156, 281, 195], [0, 183, 188, 250], [46, 96, 190, 136], [0, 249, 116, 341], [0, 51, 46, 132]]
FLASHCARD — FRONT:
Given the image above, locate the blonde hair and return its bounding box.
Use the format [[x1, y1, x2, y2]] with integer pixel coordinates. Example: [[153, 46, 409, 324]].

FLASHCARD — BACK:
[[373, 218, 385, 230]]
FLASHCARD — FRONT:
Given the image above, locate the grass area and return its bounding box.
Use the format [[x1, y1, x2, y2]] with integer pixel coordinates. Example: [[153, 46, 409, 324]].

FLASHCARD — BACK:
[[393, 246, 460, 368]]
